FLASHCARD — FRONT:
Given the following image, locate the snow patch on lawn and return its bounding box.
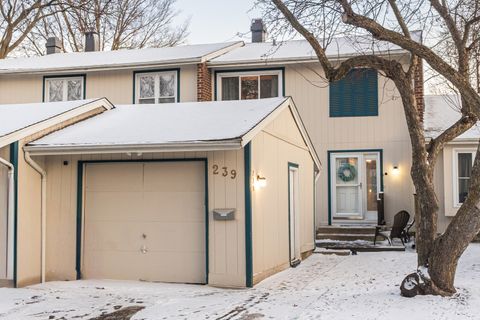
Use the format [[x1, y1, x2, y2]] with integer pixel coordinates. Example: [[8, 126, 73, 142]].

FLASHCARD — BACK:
[[0, 245, 479, 319]]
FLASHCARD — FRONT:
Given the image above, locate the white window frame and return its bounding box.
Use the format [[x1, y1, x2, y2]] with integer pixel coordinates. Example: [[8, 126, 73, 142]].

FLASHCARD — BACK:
[[216, 70, 283, 101], [453, 148, 477, 207], [135, 70, 178, 104], [44, 76, 85, 102]]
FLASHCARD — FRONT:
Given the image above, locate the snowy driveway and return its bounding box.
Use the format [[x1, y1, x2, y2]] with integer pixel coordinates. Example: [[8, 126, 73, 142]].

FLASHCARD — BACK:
[[0, 245, 479, 320]]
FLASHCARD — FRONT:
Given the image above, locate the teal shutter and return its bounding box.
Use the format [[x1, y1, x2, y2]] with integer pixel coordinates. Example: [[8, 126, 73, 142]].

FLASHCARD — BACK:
[[329, 69, 378, 117]]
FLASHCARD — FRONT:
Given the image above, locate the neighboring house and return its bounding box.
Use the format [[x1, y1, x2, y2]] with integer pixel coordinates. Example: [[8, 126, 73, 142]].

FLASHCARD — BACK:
[[0, 97, 320, 288], [0, 99, 114, 288], [425, 95, 480, 231]]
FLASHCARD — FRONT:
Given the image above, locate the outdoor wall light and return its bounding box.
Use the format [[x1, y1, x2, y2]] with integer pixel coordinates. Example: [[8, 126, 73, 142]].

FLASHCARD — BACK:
[[253, 174, 267, 190], [392, 165, 400, 176]]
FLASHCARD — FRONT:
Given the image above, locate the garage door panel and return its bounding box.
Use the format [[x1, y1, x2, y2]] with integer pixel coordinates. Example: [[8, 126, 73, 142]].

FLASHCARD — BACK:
[[143, 191, 205, 222], [143, 162, 204, 192], [84, 251, 205, 283], [84, 221, 205, 252], [83, 161, 206, 284], [85, 163, 143, 192], [85, 191, 143, 222]]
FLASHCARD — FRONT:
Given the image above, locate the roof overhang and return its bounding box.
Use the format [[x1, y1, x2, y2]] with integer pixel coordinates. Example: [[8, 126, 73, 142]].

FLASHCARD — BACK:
[[207, 50, 409, 68], [0, 98, 114, 148], [24, 139, 243, 155], [0, 42, 244, 76]]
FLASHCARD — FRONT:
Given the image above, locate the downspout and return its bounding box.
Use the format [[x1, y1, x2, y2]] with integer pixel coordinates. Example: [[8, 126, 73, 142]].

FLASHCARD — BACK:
[[23, 151, 47, 283], [0, 157, 14, 280]]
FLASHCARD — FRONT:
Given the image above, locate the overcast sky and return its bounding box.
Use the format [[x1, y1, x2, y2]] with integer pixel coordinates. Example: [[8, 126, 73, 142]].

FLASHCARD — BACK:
[[176, 0, 261, 44]]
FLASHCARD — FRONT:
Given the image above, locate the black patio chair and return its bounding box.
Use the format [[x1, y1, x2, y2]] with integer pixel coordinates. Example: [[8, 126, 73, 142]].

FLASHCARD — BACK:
[[374, 210, 411, 246]]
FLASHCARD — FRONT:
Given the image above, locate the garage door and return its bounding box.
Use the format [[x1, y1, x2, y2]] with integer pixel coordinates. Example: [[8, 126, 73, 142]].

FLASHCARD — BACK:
[[82, 161, 206, 284]]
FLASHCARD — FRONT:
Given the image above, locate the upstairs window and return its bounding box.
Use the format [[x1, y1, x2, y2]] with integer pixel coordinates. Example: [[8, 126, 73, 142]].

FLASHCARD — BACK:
[[454, 150, 477, 206], [135, 70, 178, 104], [217, 70, 282, 101], [44, 76, 85, 102], [329, 68, 378, 117]]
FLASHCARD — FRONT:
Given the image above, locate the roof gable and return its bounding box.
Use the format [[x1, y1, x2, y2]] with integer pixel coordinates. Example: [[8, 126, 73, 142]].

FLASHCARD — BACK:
[[0, 98, 114, 148]]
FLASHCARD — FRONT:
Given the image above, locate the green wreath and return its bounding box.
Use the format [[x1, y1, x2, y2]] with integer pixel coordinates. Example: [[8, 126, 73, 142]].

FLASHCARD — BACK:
[[337, 163, 357, 182]]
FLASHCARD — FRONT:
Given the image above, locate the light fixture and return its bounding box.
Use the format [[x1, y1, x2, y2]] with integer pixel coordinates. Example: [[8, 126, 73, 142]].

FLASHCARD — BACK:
[[253, 174, 267, 190], [392, 165, 400, 176]]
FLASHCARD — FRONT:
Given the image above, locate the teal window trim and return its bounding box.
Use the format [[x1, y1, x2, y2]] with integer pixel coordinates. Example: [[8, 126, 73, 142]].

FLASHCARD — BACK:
[[9, 142, 18, 287], [42, 74, 87, 102], [327, 149, 383, 225], [213, 67, 286, 101], [244, 143, 253, 287], [287, 162, 299, 267], [132, 68, 181, 104], [329, 68, 378, 117], [75, 158, 209, 283]]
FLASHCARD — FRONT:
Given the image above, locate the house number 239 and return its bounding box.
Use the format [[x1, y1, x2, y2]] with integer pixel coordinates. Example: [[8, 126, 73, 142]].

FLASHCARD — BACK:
[[212, 165, 237, 179]]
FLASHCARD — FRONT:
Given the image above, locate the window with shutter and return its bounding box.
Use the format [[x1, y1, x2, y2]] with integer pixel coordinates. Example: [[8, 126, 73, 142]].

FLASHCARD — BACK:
[[329, 69, 378, 117]]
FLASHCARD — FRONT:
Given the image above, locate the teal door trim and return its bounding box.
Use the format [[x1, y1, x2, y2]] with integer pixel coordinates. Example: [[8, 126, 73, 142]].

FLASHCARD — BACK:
[[42, 74, 87, 102], [327, 149, 384, 225], [213, 67, 286, 101], [132, 68, 181, 104], [244, 143, 253, 287], [9, 142, 18, 287], [75, 158, 209, 283], [287, 162, 299, 267]]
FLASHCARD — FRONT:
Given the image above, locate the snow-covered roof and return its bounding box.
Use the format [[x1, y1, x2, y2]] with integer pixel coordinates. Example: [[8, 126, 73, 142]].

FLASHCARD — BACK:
[[0, 42, 243, 74], [209, 34, 417, 66], [424, 94, 480, 141], [26, 97, 321, 169], [0, 98, 113, 148]]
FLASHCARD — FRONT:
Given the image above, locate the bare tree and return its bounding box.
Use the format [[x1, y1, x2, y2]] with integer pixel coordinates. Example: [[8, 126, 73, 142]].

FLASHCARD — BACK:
[[0, 0, 72, 58], [22, 0, 189, 54], [258, 0, 480, 296]]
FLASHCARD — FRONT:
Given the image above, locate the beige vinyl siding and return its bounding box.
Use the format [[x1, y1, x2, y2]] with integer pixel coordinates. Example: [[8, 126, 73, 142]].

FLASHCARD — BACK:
[[16, 139, 44, 287], [0, 65, 197, 104], [0, 75, 43, 104], [250, 107, 315, 284], [284, 63, 415, 226], [43, 150, 246, 288]]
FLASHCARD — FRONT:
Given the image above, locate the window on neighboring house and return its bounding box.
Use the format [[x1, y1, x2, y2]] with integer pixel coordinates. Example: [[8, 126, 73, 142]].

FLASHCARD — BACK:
[[454, 150, 477, 206], [135, 70, 177, 104], [218, 71, 281, 101], [329, 68, 378, 117], [44, 76, 85, 102]]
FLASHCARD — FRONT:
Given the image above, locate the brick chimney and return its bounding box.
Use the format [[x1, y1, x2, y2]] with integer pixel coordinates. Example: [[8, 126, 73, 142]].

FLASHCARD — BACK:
[[251, 19, 267, 43], [197, 62, 212, 101], [414, 58, 425, 123], [46, 37, 62, 54]]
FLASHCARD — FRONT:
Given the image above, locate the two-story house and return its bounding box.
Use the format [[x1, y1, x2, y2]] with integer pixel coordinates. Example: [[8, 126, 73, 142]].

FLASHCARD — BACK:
[[1, 20, 475, 289]]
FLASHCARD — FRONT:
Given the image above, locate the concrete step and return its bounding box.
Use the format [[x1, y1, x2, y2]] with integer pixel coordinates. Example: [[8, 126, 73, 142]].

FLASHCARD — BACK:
[[316, 233, 376, 242], [317, 226, 377, 235], [315, 248, 351, 256]]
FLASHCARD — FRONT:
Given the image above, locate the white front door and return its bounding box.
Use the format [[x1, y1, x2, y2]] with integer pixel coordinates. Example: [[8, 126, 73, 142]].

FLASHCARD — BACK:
[[331, 152, 381, 222]]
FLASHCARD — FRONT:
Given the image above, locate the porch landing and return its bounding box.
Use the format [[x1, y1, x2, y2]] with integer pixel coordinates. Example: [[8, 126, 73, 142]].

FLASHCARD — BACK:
[[316, 226, 405, 254]]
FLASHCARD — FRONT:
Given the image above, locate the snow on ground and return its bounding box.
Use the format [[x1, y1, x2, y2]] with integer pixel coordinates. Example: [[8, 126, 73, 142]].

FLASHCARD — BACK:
[[1, 245, 479, 320]]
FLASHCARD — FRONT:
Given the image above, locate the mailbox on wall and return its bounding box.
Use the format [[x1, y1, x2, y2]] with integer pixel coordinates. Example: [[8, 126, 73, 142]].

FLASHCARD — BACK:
[[213, 209, 236, 221]]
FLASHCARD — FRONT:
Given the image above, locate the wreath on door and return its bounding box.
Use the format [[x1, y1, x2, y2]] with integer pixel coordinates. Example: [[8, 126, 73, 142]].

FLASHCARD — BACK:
[[337, 163, 357, 182]]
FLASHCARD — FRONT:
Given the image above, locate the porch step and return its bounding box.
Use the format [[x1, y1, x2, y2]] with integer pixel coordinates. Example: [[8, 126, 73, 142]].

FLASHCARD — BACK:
[[316, 240, 405, 252], [316, 233, 376, 242], [315, 248, 351, 256], [317, 226, 377, 235]]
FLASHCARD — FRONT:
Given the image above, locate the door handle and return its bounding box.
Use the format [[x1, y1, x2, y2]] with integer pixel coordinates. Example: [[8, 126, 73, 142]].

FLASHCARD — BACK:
[[359, 182, 363, 188]]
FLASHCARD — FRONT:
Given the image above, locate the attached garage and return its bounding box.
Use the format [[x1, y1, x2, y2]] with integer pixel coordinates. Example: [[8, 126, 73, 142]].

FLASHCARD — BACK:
[[81, 161, 207, 284], [18, 97, 321, 288]]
